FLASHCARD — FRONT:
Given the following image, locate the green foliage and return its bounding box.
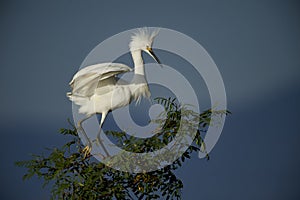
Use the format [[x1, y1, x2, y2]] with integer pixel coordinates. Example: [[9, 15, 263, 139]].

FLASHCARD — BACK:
[[16, 97, 230, 199]]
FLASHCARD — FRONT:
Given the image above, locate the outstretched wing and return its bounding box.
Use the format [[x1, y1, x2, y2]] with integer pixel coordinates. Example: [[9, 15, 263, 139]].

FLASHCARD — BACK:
[[68, 63, 132, 97]]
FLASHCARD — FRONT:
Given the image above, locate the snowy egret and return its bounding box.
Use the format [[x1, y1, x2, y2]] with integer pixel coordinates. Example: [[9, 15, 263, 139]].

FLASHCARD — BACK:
[[67, 28, 160, 157]]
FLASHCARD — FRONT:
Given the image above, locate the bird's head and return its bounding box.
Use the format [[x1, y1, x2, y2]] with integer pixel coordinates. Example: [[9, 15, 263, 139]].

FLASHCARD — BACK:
[[129, 28, 160, 64]]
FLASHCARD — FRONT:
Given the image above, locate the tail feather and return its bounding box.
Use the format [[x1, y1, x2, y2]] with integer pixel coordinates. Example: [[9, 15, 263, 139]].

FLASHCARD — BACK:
[[67, 93, 93, 115]]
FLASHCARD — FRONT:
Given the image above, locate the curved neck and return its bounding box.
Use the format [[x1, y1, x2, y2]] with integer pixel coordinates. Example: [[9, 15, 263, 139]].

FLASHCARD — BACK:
[[131, 50, 144, 75]]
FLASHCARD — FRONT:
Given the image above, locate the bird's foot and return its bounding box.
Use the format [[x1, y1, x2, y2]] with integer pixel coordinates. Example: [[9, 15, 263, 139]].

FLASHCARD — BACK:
[[82, 141, 92, 158], [94, 152, 106, 160], [93, 137, 102, 147]]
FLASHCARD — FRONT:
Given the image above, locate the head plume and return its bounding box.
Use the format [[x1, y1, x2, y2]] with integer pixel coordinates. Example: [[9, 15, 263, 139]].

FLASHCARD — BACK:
[[129, 27, 159, 51]]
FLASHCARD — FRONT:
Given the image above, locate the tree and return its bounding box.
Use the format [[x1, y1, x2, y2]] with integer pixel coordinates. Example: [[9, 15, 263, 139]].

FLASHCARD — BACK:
[[16, 97, 230, 199]]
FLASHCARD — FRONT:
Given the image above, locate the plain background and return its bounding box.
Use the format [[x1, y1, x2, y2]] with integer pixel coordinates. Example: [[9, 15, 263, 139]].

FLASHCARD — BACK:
[[1, 0, 300, 199]]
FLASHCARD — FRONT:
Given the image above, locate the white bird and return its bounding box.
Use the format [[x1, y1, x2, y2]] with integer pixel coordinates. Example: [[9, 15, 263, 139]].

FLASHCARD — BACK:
[[67, 28, 160, 157]]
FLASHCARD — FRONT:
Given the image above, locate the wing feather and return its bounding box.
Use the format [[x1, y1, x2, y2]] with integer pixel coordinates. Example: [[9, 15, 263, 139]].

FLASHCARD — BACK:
[[68, 63, 132, 97]]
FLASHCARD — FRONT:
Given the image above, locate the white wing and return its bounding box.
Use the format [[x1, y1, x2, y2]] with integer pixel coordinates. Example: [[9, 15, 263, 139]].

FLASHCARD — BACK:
[[68, 63, 132, 97]]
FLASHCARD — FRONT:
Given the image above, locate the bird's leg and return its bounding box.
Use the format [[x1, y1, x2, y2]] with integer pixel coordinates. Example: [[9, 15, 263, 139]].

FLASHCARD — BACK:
[[96, 129, 110, 158], [77, 114, 93, 158], [95, 112, 110, 157]]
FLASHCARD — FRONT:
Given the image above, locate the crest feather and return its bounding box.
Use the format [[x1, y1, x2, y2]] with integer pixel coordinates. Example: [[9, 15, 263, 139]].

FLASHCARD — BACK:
[[129, 27, 159, 51]]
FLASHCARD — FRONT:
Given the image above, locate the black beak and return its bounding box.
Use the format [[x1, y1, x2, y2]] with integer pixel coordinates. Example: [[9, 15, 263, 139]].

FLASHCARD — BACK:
[[148, 49, 161, 64]]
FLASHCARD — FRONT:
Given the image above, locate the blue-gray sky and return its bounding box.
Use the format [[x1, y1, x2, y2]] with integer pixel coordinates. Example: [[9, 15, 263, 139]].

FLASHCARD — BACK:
[[1, 0, 300, 199]]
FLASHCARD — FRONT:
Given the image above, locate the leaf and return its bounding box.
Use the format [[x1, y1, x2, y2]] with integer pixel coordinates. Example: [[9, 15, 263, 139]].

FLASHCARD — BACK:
[[15, 97, 230, 199]]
